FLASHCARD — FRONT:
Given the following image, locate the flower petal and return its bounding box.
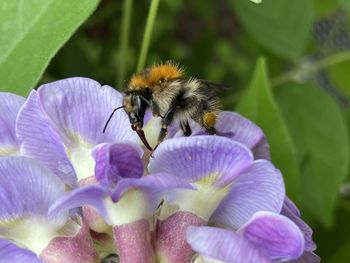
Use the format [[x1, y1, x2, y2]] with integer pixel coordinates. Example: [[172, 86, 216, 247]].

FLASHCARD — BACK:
[[210, 160, 285, 229], [0, 92, 25, 155], [288, 251, 320, 263], [252, 136, 271, 160], [283, 196, 301, 217], [49, 185, 109, 224], [281, 197, 316, 252], [215, 112, 264, 149], [111, 173, 195, 208], [149, 136, 253, 185], [0, 238, 41, 263], [93, 142, 144, 186], [186, 226, 271, 263], [16, 90, 76, 186], [239, 211, 304, 261], [40, 219, 98, 263], [37, 77, 137, 145], [0, 156, 65, 222], [168, 111, 264, 149]]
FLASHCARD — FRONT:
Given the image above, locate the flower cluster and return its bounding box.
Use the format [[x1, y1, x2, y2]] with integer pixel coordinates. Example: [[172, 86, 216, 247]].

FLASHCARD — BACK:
[[0, 78, 319, 263]]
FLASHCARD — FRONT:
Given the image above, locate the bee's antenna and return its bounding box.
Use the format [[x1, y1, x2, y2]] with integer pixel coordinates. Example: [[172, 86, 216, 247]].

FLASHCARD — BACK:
[[103, 106, 125, 133]]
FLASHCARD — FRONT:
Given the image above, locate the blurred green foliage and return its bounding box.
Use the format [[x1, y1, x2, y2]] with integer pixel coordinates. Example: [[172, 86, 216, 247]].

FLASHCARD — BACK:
[[276, 84, 349, 227], [0, 0, 100, 95], [236, 59, 300, 203], [1, 0, 350, 261]]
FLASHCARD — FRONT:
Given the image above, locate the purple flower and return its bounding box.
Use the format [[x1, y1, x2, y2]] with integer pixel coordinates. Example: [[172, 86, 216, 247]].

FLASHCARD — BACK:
[[148, 135, 285, 262], [281, 198, 320, 263], [0, 156, 97, 263], [187, 211, 304, 263], [49, 143, 194, 263], [0, 78, 318, 262], [16, 77, 138, 186], [0, 92, 25, 155]]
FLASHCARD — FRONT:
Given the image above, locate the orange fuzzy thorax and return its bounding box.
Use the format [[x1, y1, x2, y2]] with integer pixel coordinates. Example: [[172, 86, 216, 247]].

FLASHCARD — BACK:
[[148, 63, 184, 85], [128, 63, 184, 90], [129, 74, 148, 90]]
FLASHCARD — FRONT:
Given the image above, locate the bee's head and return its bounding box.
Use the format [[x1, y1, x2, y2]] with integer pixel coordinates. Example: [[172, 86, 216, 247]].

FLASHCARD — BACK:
[[123, 92, 148, 130], [122, 91, 153, 151]]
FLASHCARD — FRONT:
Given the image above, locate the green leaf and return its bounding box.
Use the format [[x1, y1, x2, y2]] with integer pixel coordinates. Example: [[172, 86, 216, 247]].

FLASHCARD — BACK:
[[314, 0, 339, 18], [231, 0, 314, 60], [275, 84, 349, 226], [328, 60, 350, 99], [328, 238, 350, 263], [316, 204, 350, 261], [236, 58, 300, 202], [338, 0, 350, 10], [0, 0, 100, 96]]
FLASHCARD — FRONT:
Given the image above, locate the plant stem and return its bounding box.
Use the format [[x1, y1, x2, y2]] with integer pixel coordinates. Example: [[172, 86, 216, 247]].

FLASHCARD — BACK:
[[136, 0, 160, 72], [271, 51, 350, 88], [117, 0, 133, 87]]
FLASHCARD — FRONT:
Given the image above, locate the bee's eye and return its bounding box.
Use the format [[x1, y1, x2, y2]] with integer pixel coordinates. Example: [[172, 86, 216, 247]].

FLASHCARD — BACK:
[[159, 78, 165, 84]]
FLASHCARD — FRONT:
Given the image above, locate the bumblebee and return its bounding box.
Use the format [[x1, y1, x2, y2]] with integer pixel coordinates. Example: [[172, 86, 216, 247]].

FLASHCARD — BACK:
[[104, 62, 226, 151]]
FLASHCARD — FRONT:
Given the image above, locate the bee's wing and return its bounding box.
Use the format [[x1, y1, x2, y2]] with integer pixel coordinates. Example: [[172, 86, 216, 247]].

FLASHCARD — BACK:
[[197, 79, 231, 91]]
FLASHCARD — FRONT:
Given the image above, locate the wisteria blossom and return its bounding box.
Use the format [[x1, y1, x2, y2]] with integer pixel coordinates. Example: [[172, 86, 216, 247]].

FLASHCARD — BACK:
[[0, 156, 97, 263], [187, 212, 304, 263], [148, 135, 285, 262], [49, 142, 194, 263], [0, 78, 318, 263], [16, 77, 138, 186], [0, 92, 25, 156]]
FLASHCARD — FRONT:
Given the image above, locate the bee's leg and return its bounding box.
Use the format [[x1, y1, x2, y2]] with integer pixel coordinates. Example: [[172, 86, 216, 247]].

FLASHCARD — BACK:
[[153, 105, 176, 152], [180, 120, 192, 136], [153, 94, 196, 154], [202, 112, 217, 135]]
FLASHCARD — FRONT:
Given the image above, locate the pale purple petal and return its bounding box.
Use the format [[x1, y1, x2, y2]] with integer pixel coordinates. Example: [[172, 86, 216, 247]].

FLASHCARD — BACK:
[[252, 136, 271, 160], [37, 77, 137, 146], [240, 212, 304, 261], [168, 111, 264, 149], [283, 196, 301, 217], [149, 136, 253, 185], [0, 93, 25, 153], [92, 143, 110, 185], [93, 142, 144, 186], [215, 112, 264, 148], [186, 226, 271, 263], [288, 251, 320, 263], [49, 185, 109, 223], [16, 91, 76, 186], [211, 160, 285, 229], [0, 239, 41, 263], [282, 198, 316, 252], [0, 156, 65, 221], [111, 173, 195, 211]]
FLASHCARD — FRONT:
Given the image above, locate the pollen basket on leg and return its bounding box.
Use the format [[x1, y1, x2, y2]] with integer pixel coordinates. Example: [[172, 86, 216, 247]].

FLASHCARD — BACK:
[[203, 112, 217, 128]]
